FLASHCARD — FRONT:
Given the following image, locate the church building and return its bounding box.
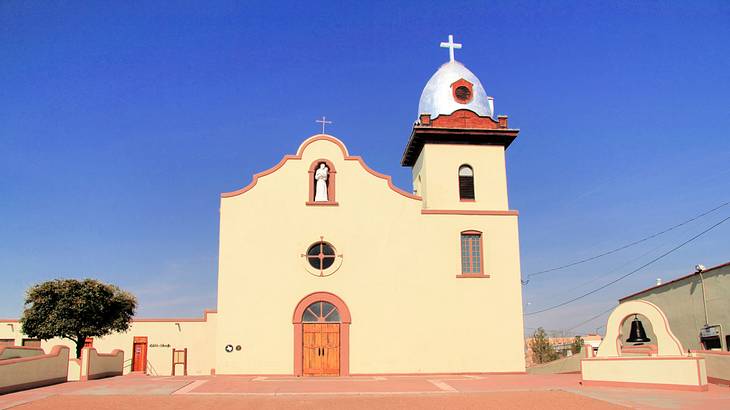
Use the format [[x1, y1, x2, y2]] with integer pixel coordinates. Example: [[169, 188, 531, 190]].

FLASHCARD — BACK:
[[1, 36, 526, 376]]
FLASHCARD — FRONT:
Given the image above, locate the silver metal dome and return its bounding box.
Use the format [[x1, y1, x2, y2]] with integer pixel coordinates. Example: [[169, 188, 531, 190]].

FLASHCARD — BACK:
[[418, 61, 493, 119]]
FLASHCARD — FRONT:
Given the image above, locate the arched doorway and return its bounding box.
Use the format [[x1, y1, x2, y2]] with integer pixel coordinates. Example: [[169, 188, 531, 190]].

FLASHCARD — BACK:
[[293, 292, 351, 376]]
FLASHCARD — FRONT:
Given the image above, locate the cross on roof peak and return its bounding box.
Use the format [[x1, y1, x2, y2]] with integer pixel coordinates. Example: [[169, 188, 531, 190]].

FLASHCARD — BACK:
[[315, 116, 332, 134], [440, 34, 462, 63]]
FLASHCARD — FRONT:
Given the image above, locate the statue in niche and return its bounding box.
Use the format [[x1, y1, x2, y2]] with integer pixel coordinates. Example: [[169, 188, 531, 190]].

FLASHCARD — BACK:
[[314, 163, 329, 201]]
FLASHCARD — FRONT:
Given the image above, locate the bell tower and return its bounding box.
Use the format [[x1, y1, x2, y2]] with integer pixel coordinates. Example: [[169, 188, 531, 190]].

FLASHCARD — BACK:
[[402, 35, 519, 211]]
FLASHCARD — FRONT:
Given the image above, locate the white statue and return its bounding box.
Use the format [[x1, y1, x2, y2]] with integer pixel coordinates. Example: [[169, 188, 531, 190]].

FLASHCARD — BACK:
[[314, 163, 329, 201]]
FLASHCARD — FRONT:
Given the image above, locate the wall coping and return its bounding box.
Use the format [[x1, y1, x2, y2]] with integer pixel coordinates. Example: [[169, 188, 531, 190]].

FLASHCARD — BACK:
[[0, 345, 68, 366], [1, 309, 218, 324]]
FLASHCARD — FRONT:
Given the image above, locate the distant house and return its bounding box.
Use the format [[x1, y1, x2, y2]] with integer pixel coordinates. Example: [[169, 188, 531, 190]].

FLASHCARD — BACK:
[[524, 334, 602, 367], [619, 261, 730, 352], [582, 334, 603, 351]]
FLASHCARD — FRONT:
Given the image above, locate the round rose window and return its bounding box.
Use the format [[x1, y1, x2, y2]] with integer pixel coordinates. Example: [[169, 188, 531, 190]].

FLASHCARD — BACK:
[[302, 239, 343, 277], [306, 241, 336, 270]]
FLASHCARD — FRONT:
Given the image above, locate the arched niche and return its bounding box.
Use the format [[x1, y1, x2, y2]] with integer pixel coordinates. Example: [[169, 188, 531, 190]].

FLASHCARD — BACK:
[[598, 300, 684, 358], [307, 159, 338, 206], [619, 313, 659, 355]]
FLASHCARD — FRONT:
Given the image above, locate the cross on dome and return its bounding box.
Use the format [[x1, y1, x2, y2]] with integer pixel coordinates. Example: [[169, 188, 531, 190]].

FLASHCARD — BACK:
[[316, 116, 332, 133], [440, 34, 462, 63]]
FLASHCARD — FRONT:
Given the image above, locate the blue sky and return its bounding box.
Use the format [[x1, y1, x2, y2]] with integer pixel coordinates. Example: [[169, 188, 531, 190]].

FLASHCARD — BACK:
[[1, 1, 729, 335]]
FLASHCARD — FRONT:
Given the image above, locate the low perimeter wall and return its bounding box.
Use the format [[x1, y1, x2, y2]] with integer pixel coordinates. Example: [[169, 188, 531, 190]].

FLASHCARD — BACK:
[[80, 348, 124, 381], [527, 345, 595, 375], [0, 345, 69, 394], [527, 355, 581, 375], [0, 346, 45, 361], [581, 356, 708, 392], [691, 350, 730, 385]]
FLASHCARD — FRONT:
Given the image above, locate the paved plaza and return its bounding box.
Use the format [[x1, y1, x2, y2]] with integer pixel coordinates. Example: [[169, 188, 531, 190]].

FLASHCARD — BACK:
[[1, 373, 729, 409]]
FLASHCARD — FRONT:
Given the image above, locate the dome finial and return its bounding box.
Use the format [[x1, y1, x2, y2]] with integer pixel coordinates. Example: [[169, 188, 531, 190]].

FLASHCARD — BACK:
[[439, 34, 462, 63]]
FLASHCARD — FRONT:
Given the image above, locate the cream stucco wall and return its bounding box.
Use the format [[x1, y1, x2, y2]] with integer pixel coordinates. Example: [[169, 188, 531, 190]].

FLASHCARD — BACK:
[[68, 359, 81, 381], [0, 312, 217, 376], [0, 134, 525, 377], [691, 351, 730, 383], [582, 357, 707, 388], [416, 144, 510, 210], [215, 135, 525, 375], [412, 148, 426, 199], [581, 300, 708, 390]]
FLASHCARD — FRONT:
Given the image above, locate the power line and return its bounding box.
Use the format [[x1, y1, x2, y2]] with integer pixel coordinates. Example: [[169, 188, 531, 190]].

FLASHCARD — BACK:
[[524, 201, 729, 280], [525, 306, 615, 336], [564, 305, 616, 332], [524, 213, 730, 316], [536, 241, 667, 303]]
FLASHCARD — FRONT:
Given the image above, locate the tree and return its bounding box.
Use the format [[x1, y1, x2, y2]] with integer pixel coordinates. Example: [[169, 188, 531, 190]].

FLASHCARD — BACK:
[[529, 327, 559, 364], [20, 279, 137, 358], [570, 335, 584, 354]]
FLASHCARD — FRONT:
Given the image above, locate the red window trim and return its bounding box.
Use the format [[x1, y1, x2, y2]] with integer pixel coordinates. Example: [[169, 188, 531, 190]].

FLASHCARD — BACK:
[[307, 159, 338, 206], [458, 164, 475, 201], [305, 201, 339, 206], [304, 240, 339, 277], [451, 78, 474, 104], [460, 230, 486, 276]]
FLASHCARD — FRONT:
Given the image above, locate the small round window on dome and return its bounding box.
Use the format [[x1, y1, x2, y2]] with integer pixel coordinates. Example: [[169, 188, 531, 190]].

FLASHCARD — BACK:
[[419, 64, 492, 119], [455, 86, 472, 102]]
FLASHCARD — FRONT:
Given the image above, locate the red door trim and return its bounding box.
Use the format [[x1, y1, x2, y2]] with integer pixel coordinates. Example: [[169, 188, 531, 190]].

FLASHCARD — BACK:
[[132, 336, 148, 373], [293, 292, 351, 377]]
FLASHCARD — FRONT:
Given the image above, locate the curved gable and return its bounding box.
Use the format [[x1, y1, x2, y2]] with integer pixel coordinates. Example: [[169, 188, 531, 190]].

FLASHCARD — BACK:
[[221, 134, 421, 201]]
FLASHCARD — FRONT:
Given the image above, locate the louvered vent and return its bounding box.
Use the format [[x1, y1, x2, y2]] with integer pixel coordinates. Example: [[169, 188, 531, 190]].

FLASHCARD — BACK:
[[458, 165, 475, 200]]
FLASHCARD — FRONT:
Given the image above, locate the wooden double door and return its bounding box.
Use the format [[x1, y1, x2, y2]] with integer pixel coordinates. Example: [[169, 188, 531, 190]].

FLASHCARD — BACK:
[[303, 323, 340, 376]]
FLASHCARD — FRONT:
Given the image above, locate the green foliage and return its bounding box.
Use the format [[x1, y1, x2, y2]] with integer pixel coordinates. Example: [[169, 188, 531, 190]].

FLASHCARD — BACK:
[[529, 327, 559, 364], [571, 336, 584, 354], [20, 279, 136, 358]]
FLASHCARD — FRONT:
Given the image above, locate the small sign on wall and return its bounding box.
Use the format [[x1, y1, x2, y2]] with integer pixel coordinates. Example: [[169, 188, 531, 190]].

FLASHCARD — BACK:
[[700, 325, 720, 338]]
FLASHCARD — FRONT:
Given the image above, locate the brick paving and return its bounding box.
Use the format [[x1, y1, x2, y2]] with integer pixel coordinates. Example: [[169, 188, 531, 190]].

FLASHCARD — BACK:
[[8, 391, 624, 410], [1, 373, 729, 409]]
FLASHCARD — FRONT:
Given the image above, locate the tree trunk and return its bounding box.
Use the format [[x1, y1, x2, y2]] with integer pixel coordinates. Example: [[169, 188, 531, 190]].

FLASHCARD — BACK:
[[75, 336, 85, 359]]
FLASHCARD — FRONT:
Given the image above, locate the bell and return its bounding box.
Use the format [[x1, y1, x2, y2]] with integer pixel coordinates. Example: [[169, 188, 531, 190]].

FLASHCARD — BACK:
[[626, 315, 651, 344]]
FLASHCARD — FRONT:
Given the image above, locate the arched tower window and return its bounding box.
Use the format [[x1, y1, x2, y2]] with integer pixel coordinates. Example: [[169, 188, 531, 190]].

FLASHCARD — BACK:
[[458, 165, 475, 201], [307, 159, 337, 206]]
